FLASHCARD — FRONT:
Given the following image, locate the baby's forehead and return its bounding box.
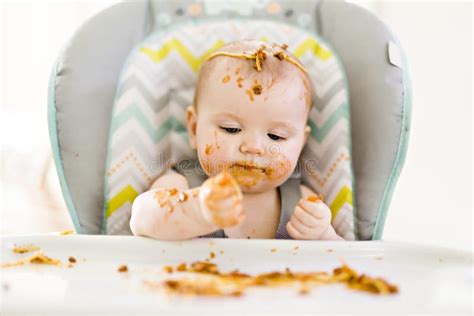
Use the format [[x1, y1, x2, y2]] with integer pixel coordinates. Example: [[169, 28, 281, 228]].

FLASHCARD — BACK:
[[198, 70, 309, 126], [202, 55, 305, 93]]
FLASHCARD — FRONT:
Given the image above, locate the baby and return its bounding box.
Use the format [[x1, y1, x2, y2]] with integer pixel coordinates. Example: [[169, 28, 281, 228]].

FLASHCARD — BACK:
[[130, 40, 343, 241]]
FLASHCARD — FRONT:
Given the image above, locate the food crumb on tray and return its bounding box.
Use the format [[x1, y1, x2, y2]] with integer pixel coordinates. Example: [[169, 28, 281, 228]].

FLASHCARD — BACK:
[[147, 261, 399, 297], [59, 230, 75, 235], [12, 244, 41, 254], [1, 251, 61, 268]]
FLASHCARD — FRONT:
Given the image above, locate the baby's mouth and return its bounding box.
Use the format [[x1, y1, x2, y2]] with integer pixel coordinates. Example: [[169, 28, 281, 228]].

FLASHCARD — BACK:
[[231, 161, 267, 173]]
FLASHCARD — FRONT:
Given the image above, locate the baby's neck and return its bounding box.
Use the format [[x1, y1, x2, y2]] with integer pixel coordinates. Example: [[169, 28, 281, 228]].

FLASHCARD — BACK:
[[226, 187, 280, 238], [241, 187, 280, 222], [242, 187, 278, 200]]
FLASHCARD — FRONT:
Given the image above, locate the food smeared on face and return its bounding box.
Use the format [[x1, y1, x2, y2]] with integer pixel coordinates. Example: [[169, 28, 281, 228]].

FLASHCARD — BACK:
[[213, 130, 221, 149], [199, 152, 293, 190], [228, 161, 265, 189], [193, 40, 312, 193], [205, 144, 214, 155]]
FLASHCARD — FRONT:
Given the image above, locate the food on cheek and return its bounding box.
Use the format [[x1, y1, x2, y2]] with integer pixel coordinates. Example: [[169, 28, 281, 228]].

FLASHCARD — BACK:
[[264, 155, 292, 181], [200, 159, 212, 174], [205, 144, 214, 155], [214, 130, 221, 149]]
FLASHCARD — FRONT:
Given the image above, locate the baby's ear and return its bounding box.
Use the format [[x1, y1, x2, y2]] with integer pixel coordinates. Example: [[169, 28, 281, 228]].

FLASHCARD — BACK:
[[303, 125, 311, 144], [186, 105, 198, 149]]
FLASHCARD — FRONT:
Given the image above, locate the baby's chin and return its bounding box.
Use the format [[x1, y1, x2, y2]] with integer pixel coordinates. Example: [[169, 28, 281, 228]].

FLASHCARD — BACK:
[[204, 169, 288, 194], [198, 157, 294, 193]]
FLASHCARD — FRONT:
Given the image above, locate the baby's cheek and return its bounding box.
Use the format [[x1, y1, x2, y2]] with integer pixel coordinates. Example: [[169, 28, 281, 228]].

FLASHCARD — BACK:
[[265, 153, 295, 182], [198, 143, 230, 176]]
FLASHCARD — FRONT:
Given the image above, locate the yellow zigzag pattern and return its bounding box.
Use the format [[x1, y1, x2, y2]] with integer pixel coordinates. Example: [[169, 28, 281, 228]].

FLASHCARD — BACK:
[[293, 37, 332, 60], [140, 37, 332, 71], [329, 185, 353, 222], [140, 38, 225, 72], [106, 185, 138, 219], [106, 183, 352, 221]]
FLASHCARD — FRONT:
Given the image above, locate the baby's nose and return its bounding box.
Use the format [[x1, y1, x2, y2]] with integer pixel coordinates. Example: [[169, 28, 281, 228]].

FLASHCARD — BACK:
[[240, 141, 264, 156]]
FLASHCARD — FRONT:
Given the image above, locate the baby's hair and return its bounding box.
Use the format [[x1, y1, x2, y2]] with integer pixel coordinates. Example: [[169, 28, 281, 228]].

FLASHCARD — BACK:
[[193, 40, 313, 113], [206, 43, 308, 74]]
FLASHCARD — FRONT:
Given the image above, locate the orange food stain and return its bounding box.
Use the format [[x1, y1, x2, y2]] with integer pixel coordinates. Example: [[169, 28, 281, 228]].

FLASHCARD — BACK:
[[307, 194, 322, 203], [252, 79, 262, 95], [168, 188, 178, 196], [245, 89, 254, 102], [222, 75, 230, 83], [205, 144, 214, 155], [236, 76, 244, 88], [178, 192, 188, 203], [214, 130, 221, 149]]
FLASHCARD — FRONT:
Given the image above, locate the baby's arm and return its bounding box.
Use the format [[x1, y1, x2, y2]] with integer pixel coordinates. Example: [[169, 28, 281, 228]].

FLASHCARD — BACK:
[[130, 170, 244, 240], [286, 185, 344, 241]]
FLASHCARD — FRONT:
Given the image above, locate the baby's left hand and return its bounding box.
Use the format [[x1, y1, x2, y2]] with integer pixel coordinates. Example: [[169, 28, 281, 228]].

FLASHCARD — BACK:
[[286, 195, 342, 240]]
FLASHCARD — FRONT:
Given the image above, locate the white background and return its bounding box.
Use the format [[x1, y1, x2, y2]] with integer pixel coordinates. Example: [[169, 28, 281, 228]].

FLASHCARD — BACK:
[[1, 0, 472, 252]]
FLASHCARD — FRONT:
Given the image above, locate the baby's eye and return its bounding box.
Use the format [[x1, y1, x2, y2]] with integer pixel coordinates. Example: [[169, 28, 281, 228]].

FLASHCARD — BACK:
[[268, 133, 285, 141], [220, 126, 241, 134]]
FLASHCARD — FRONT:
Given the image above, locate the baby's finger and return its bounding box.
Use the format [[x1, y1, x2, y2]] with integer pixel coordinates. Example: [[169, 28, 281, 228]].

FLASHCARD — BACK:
[[286, 222, 306, 240], [299, 200, 330, 220], [293, 206, 318, 228], [307, 194, 323, 203], [290, 215, 315, 236]]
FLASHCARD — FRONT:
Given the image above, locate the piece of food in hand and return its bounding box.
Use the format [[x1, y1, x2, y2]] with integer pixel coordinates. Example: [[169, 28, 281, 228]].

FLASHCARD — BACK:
[[199, 172, 245, 227], [307, 194, 323, 203]]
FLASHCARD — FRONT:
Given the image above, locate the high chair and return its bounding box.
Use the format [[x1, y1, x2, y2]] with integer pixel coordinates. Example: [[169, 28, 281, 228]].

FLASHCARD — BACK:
[[48, 0, 411, 240]]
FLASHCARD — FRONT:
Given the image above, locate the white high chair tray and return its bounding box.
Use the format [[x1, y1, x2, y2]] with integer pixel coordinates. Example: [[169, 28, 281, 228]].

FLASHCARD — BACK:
[[1, 234, 472, 315]]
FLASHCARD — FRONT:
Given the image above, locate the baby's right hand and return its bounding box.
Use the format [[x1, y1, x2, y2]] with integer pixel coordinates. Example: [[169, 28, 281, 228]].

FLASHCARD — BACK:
[[198, 172, 245, 228]]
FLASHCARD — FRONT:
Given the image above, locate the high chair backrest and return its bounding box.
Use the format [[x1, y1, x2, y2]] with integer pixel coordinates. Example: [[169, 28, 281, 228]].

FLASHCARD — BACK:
[[48, 0, 411, 240]]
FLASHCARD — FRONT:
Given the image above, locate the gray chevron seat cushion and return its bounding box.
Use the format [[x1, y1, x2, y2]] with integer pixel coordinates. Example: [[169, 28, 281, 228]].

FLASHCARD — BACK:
[[103, 19, 356, 239]]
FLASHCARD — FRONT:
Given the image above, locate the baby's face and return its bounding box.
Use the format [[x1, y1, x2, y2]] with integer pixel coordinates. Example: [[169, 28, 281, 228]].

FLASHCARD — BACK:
[[187, 62, 311, 193]]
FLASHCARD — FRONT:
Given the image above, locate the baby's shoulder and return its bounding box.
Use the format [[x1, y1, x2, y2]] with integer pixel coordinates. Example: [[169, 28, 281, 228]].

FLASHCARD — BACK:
[[149, 168, 189, 190]]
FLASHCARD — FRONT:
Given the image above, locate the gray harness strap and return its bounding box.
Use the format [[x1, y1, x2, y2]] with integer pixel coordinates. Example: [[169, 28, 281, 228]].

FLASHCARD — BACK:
[[174, 161, 302, 239], [275, 177, 301, 239]]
